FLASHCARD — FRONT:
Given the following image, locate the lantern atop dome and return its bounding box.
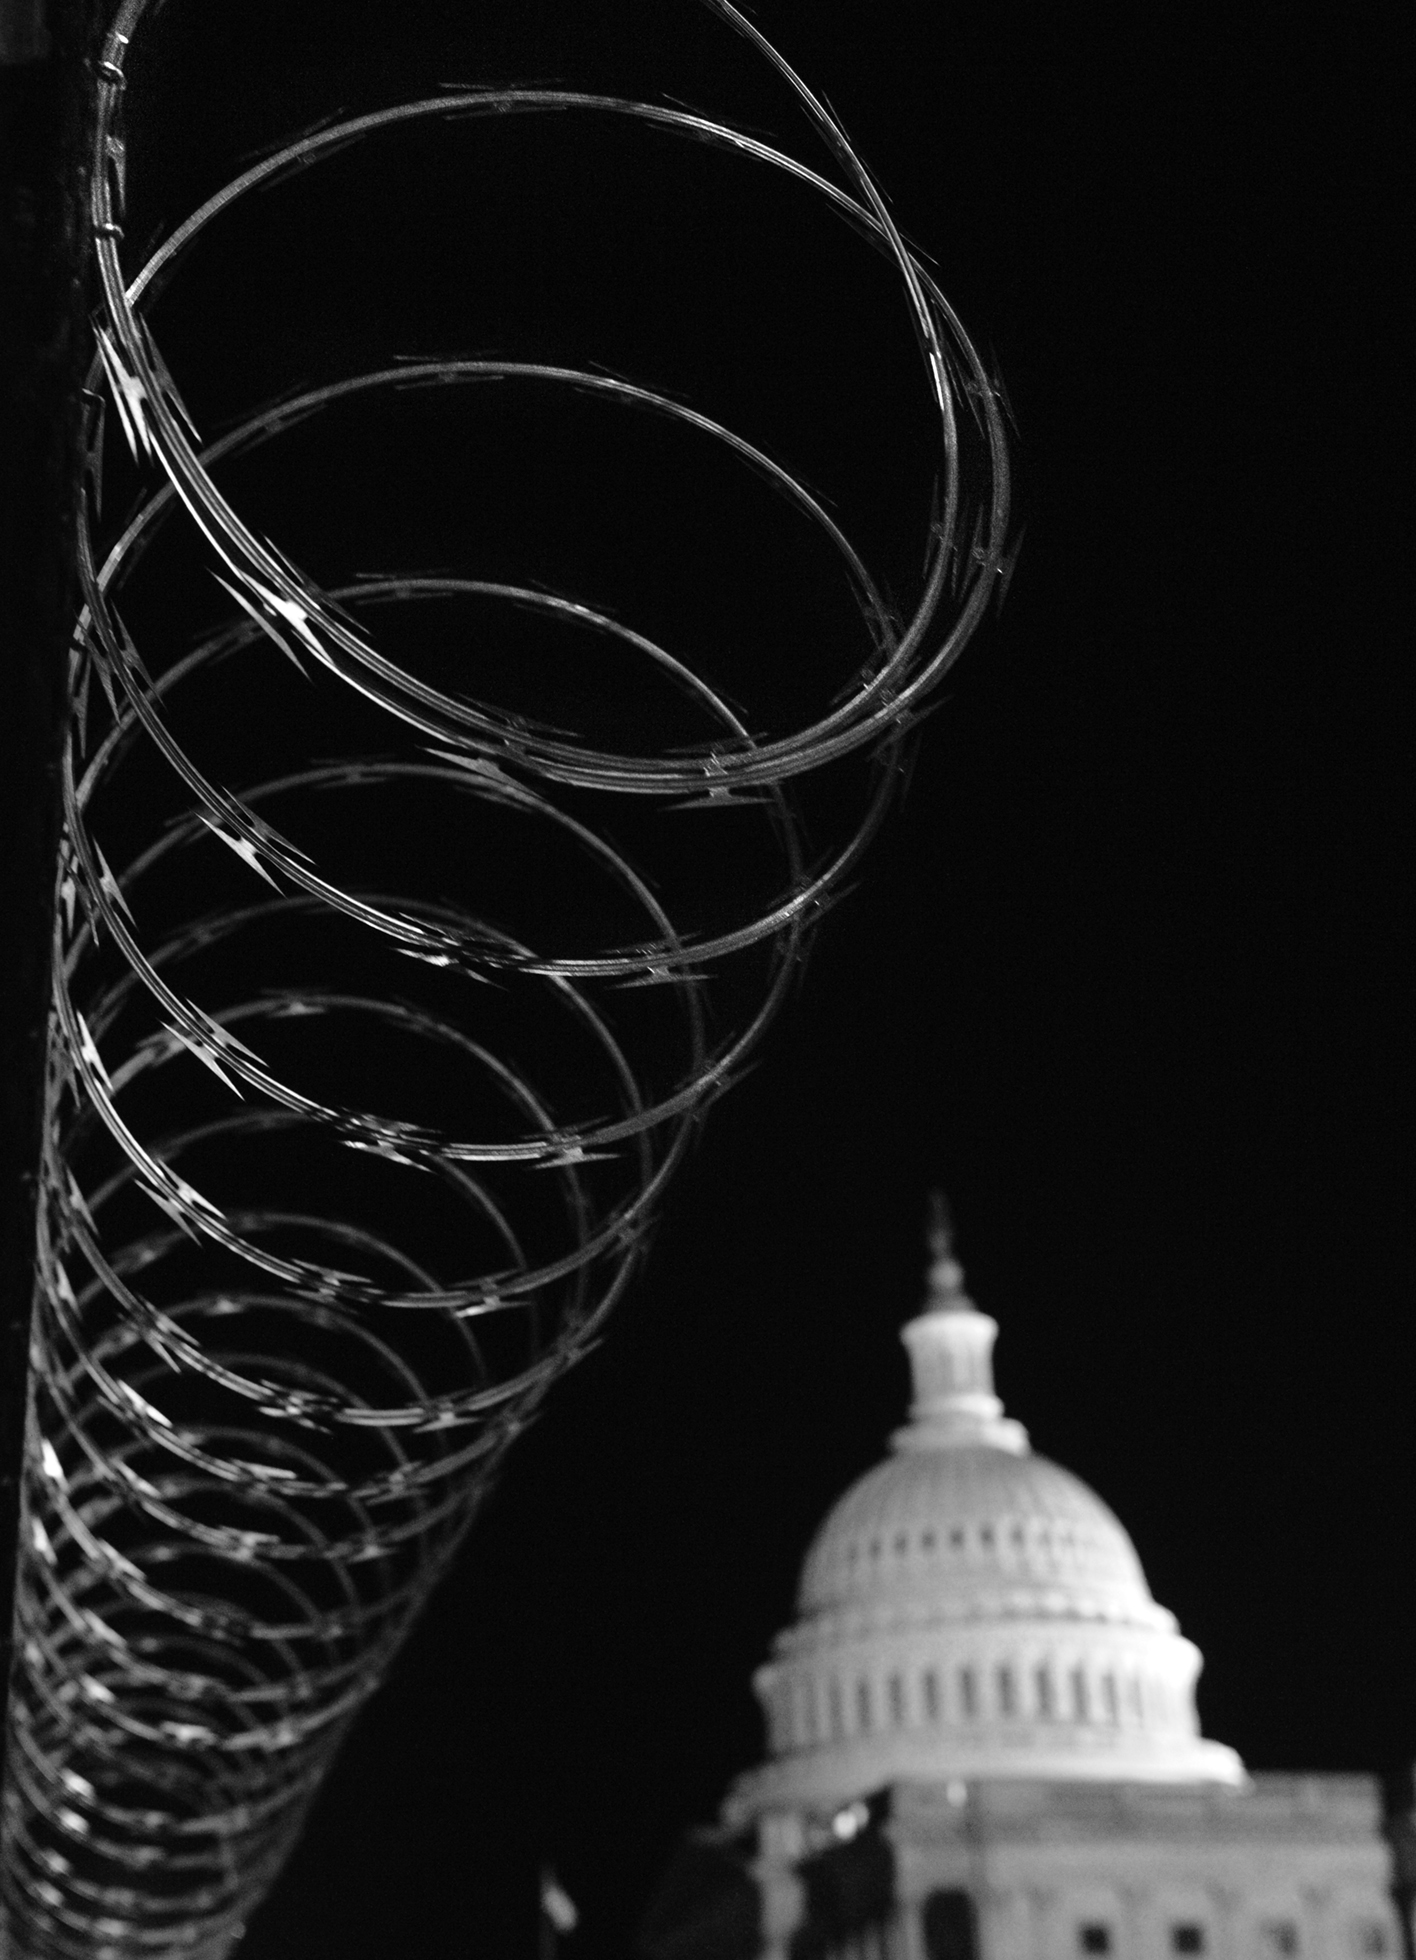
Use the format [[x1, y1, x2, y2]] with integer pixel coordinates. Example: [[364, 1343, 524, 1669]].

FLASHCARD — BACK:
[[894, 1196, 1029, 1456]]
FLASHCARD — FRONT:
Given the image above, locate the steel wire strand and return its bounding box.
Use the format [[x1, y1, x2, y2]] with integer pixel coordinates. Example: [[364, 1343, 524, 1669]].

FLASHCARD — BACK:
[[1, 2, 1011, 1952]]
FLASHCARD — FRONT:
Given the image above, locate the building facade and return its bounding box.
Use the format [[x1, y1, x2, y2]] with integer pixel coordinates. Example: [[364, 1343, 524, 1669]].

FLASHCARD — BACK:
[[639, 1215, 1402, 1960]]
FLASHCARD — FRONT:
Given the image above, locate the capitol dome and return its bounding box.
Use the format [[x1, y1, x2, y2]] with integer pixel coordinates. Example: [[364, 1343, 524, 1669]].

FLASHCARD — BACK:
[[725, 1208, 1245, 1823]]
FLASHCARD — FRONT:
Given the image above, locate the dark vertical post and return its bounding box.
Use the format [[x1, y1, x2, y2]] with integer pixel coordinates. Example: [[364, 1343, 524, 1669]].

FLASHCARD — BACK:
[[1383, 1765, 1416, 1960], [0, 0, 100, 1750]]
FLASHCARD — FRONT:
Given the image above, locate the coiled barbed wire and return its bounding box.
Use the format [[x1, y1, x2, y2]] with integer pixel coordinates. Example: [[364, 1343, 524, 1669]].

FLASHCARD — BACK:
[[1, 2, 1010, 1953]]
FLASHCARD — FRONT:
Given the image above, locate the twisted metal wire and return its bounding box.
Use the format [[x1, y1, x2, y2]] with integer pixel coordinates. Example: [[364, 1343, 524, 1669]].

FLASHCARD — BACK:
[[1, 2, 1010, 1952]]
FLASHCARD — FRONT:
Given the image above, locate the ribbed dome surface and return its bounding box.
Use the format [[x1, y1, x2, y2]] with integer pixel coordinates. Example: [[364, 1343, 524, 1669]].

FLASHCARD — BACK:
[[798, 1444, 1157, 1626]]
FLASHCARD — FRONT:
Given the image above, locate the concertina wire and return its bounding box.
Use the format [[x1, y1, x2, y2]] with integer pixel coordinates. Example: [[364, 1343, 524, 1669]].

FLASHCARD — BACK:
[[1, 1, 1010, 1952]]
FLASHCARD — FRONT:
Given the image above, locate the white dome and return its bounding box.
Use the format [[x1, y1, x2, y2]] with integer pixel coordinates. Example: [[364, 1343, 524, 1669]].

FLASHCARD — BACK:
[[725, 1219, 1245, 1825], [795, 1445, 1163, 1629]]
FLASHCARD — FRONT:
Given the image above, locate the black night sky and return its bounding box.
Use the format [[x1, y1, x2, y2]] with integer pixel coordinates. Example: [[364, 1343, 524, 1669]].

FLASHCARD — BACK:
[[43, 0, 1414, 1952]]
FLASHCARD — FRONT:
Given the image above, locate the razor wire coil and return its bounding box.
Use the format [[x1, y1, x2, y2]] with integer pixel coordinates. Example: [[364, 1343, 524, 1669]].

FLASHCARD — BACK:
[[1, 3, 1010, 1953]]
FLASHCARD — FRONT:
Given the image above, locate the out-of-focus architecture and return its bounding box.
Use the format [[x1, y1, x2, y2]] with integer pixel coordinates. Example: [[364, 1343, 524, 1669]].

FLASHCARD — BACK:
[[639, 1211, 1404, 1960]]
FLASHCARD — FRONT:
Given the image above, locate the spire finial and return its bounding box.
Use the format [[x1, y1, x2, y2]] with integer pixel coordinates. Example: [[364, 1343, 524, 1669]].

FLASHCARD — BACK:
[[924, 1190, 967, 1310], [926, 1189, 953, 1262]]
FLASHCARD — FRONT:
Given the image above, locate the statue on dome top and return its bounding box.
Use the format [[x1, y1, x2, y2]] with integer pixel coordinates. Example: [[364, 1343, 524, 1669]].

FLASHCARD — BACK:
[[926, 1189, 954, 1262]]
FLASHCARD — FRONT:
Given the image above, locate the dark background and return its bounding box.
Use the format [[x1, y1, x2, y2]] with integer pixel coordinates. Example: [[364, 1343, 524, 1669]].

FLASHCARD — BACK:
[[61, 0, 1416, 1952]]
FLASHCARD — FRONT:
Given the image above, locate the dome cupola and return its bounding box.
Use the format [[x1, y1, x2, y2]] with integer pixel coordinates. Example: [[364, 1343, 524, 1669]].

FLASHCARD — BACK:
[[893, 1193, 1029, 1455], [725, 1201, 1245, 1824]]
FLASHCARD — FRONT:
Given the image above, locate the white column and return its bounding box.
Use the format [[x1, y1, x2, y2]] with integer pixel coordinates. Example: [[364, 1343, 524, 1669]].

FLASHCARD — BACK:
[[894, 1897, 928, 1960], [754, 1813, 807, 1960], [757, 1870, 804, 1960]]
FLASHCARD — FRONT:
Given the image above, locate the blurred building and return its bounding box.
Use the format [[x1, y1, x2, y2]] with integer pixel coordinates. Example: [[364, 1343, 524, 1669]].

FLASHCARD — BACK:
[[638, 1216, 1404, 1960]]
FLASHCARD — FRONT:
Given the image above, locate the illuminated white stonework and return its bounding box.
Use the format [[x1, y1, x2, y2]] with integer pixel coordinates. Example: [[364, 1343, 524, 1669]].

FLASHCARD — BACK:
[[726, 1226, 1244, 1824], [638, 1213, 1401, 1960]]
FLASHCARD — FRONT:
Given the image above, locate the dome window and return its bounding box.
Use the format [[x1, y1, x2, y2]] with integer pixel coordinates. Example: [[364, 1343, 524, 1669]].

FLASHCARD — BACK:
[[980, 1525, 995, 1550], [827, 1679, 844, 1740], [1170, 1927, 1206, 1956], [1079, 1928, 1113, 1955], [921, 1528, 936, 1550], [959, 1666, 978, 1718], [855, 1679, 872, 1732], [997, 1665, 1017, 1716], [887, 1674, 905, 1726], [1356, 1925, 1391, 1957], [1070, 1665, 1089, 1720], [922, 1669, 940, 1720], [894, 1532, 909, 1555], [949, 1526, 965, 1550], [1258, 1925, 1299, 1958], [1034, 1665, 1054, 1718], [1101, 1673, 1119, 1723]]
